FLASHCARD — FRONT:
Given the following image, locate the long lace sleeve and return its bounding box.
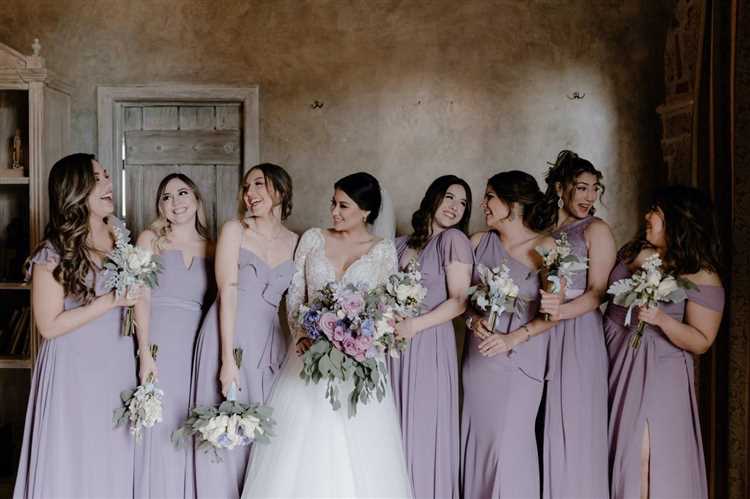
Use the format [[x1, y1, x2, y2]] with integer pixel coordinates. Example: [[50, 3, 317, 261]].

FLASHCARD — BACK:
[[377, 239, 398, 285], [287, 229, 319, 342]]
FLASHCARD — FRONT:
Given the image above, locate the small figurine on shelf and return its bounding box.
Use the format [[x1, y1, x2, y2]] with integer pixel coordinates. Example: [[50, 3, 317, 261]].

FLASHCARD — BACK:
[[11, 129, 23, 169]]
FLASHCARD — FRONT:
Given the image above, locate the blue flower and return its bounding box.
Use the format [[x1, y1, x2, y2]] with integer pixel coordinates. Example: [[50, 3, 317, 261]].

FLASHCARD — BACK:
[[303, 310, 321, 339], [360, 319, 375, 337]]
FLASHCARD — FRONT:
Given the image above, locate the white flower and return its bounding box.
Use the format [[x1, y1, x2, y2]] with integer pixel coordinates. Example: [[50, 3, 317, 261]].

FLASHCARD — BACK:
[[199, 414, 229, 445], [657, 276, 678, 297], [238, 413, 261, 437]]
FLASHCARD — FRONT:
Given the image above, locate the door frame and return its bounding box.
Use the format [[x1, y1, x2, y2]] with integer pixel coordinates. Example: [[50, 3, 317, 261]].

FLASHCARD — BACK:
[[96, 84, 259, 217]]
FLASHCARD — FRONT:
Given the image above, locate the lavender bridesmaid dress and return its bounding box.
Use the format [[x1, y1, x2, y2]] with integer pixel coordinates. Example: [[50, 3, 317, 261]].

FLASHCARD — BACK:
[[191, 247, 293, 499], [388, 228, 473, 499], [542, 216, 609, 499], [460, 231, 548, 499], [13, 243, 136, 499], [134, 250, 213, 499], [605, 260, 724, 499]]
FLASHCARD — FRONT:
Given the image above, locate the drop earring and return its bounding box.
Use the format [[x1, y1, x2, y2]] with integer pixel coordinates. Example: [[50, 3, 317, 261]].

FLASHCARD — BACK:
[[557, 196, 564, 209]]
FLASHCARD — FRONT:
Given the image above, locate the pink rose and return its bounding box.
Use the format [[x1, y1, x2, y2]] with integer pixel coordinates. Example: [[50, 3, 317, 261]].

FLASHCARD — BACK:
[[339, 292, 365, 317], [318, 312, 339, 340], [342, 337, 358, 357], [354, 335, 373, 353], [333, 325, 347, 342]]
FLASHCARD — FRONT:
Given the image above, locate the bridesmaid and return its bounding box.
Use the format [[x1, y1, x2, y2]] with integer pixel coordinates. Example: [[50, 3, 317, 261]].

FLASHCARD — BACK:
[[389, 175, 474, 499], [132, 174, 215, 498], [14, 154, 138, 499], [191, 163, 297, 499], [535, 150, 614, 499], [461, 171, 557, 498], [606, 186, 724, 499]]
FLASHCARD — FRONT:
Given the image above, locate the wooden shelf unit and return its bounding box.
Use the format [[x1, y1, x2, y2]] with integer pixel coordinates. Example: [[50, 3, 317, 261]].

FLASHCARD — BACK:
[[0, 39, 71, 495]]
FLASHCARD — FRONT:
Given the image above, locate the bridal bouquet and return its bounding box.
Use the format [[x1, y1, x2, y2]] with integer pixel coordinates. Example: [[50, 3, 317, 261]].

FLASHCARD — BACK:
[[379, 259, 428, 319], [468, 263, 521, 331], [113, 344, 163, 440], [103, 223, 162, 336], [297, 281, 410, 417], [535, 232, 588, 320], [607, 254, 694, 349], [172, 348, 275, 462]]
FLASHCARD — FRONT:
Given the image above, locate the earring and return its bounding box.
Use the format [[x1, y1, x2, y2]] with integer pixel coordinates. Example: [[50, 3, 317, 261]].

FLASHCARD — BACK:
[[557, 196, 564, 209]]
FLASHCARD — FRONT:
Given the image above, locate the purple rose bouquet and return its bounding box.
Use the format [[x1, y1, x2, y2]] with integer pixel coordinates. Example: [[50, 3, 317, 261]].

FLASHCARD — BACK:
[[298, 281, 406, 417]]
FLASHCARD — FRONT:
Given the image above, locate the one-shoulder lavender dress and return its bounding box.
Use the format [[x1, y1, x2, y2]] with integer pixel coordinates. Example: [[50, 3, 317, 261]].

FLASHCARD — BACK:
[[190, 247, 293, 499], [134, 250, 213, 499], [542, 216, 609, 498], [460, 231, 548, 499], [388, 228, 473, 499], [606, 259, 724, 499], [13, 243, 136, 499]]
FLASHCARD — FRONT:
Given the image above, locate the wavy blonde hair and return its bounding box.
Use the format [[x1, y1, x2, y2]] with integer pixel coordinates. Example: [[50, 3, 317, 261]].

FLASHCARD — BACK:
[[149, 173, 211, 250]]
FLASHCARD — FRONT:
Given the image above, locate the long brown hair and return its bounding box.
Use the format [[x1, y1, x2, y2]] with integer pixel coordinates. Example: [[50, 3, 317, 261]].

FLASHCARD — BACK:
[[35, 153, 99, 303], [238, 163, 293, 224], [149, 173, 211, 249], [487, 170, 545, 231], [407, 175, 472, 250]]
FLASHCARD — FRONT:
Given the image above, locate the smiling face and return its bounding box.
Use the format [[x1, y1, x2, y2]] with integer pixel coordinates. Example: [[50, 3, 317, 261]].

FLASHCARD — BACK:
[[560, 172, 601, 219], [644, 206, 667, 248], [433, 184, 468, 231], [480, 185, 512, 228], [158, 177, 198, 227], [86, 160, 114, 219], [242, 168, 279, 219], [330, 188, 370, 232]]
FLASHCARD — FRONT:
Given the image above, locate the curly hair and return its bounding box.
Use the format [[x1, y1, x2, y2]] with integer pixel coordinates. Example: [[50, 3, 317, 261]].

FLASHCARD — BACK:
[[34, 153, 99, 303], [487, 170, 545, 231], [532, 150, 604, 231], [238, 163, 294, 223], [150, 173, 211, 249], [619, 185, 722, 276], [407, 175, 472, 250]]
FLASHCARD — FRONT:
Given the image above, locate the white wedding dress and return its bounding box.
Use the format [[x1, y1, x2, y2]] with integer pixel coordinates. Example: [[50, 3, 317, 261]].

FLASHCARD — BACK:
[[242, 228, 413, 499]]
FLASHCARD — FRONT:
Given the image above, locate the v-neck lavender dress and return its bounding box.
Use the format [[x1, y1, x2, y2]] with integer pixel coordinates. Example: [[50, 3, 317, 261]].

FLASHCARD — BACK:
[[13, 243, 137, 499], [605, 259, 724, 499], [388, 229, 473, 499], [460, 231, 548, 499], [542, 216, 609, 499], [134, 250, 214, 499], [190, 247, 294, 499]]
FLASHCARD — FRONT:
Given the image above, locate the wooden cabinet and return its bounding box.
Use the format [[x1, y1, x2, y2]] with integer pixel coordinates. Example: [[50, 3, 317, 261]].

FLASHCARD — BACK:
[[0, 39, 70, 496]]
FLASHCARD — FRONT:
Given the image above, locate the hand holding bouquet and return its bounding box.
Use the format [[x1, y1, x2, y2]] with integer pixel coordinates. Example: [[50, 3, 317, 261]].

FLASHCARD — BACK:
[[172, 348, 275, 462], [468, 263, 520, 332], [607, 254, 695, 348], [381, 259, 427, 319], [104, 222, 162, 336], [535, 233, 588, 320], [113, 344, 163, 440]]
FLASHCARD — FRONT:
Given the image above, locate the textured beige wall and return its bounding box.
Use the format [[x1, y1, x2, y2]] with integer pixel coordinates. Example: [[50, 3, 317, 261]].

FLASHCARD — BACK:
[[0, 0, 670, 243]]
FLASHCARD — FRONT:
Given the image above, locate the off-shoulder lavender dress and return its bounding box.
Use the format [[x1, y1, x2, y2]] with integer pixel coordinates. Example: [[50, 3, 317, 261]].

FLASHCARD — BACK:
[[190, 247, 293, 499], [388, 228, 473, 499], [134, 250, 213, 499], [13, 243, 137, 499], [542, 216, 609, 499], [606, 259, 724, 499], [460, 231, 548, 499]]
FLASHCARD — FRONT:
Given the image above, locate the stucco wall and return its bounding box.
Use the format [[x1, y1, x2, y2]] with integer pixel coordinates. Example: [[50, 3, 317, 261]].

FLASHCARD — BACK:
[[0, 0, 670, 242]]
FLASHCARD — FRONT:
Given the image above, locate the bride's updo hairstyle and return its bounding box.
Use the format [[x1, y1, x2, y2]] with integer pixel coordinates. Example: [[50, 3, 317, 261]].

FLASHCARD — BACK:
[[487, 170, 545, 232], [334, 172, 382, 224]]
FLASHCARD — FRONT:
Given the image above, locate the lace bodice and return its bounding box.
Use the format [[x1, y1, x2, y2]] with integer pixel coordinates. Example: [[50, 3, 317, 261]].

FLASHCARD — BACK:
[[287, 228, 398, 340]]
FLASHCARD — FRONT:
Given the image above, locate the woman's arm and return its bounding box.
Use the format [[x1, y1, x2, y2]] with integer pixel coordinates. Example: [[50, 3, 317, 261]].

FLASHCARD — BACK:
[[32, 263, 129, 339], [215, 221, 243, 396], [133, 230, 158, 384]]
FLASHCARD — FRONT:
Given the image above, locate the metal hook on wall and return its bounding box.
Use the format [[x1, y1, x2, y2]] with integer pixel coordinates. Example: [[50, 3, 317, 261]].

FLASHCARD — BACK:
[[567, 91, 586, 100]]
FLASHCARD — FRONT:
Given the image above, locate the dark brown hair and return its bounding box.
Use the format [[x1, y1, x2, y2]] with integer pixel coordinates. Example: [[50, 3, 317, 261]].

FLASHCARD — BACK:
[[238, 163, 293, 222], [407, 175, 472, 250], [487, 170, 545, 232], [334, 172, 381, 224], [620, 185, 722, 275]]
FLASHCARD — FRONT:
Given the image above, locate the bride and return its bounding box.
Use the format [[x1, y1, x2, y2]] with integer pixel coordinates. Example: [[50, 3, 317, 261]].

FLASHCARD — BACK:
[[242, 172, 413, 498]]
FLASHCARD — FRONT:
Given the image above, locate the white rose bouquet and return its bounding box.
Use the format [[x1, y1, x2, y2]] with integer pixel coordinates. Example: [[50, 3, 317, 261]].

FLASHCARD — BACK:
[[113, 344, 163, 440], [104, 222, 162, 336], [606, 254, 695, 348], [172, 348, 275, 461], [535, 232, 588, 320], [380, 259, 428, 319], [468, 263, 521, 331]]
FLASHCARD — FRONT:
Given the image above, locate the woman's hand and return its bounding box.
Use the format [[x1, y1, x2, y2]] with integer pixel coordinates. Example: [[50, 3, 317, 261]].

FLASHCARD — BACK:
[[638, 305, 666, 328], [219, 358, 241, 398], [478, 331, 525, 357], [138, 351, 158, 385], [539, 289, 563, 321], [471, 318, 494, 341], [111, 284, 144, 308], [296, 337, 312, 356], [395, 317, 419, 341]]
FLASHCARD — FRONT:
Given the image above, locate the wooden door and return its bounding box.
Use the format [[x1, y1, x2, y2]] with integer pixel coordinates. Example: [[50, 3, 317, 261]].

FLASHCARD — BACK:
[[121, 102, 243, 238]]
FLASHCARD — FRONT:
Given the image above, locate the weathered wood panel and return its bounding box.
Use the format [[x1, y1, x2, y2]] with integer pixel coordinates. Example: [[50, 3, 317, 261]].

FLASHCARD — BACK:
[[216, 164, 241, 230], [215, 105, 241, 130], [179, 106, 215, 130], [125, 129, 241, 165], [142, 106, 178, 130], [178, 164, 217, 235], [123, 107, 142, 131]]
